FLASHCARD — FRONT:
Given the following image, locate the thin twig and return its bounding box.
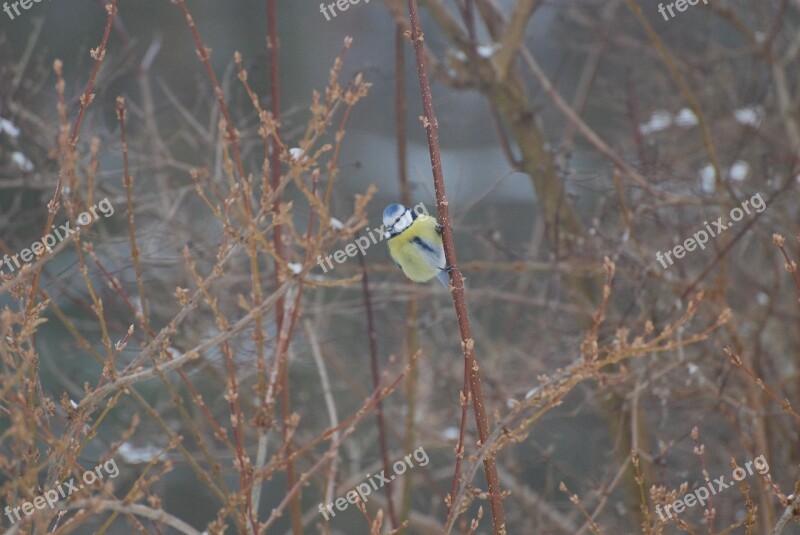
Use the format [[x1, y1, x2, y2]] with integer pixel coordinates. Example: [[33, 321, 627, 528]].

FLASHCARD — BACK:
[[770, 493, 800, 535], [358, 233, 398, 528]]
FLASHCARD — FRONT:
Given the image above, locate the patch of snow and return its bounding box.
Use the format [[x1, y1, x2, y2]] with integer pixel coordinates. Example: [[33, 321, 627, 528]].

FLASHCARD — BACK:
[[729, 161, 749, 182], [639, 110, 672, 135], [442, 427, 460, 440], [699, 164, 716, 193], [674, 108, 698, 127], [476, 43, 499, 58], [118, 442, 161, 463], [289, 148, 306, 162], [0, 117, 20, 138], [734, 106, 763, 127], [11, 151, 33, 171]]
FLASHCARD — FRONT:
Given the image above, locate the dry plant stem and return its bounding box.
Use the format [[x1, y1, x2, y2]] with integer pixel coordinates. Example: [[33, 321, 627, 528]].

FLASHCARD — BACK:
[[43, 216, 116, 486], [264, 0, 302, 531], [495, 465, 578, 533], [680, 183, 791, 300], [253, 277, 305, 516], [232, 54, 271, 425], [112, 104, 248, 523], [221, 333, 255, 532], [303, 320, 340, 512], [726, 347, 800, 423], [557, 0, 620, 162], [630, 450, 651, 535], [8, 17, 43, 95], [448, 359, 471, 520], [21, 2, 116, 433], [116, 98, 151, 337], [257, 354, 396, 475], [43, 499, 203, 535], [444, 276, 729, 533], [492, 0, 540, 80], [704, 3, 800, 156], [404, 0, 506, 532], [773, 237, 800, 298], [518, 47, 680, 204], [90, 254, 241, 457], [422, 0, 584, 240], [574, 451, 631, 534], [252, 183, 320, 525], [624, 0, 723, 190], [93, 440, 174, 534], [173, 0, 249, 212], [394, 20, 420, 535], [690, 428, 718, 533], [770, 493, 800, 535], [559, 482, 601, 535], [622, 3, 734, 297], [144, 6, 292, 528], [357, 237, 399, 528], [260, 358, 420, 532], [78, 282, 290, 409]]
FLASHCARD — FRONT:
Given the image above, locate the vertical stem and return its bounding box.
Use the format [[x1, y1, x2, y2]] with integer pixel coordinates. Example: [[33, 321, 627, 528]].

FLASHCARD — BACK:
[[395, 21, 418, 535], [404, 1, 506, 532], [395, 25, 410, 206], [265, 2, 301, 534], [357, 235, 398, 529]]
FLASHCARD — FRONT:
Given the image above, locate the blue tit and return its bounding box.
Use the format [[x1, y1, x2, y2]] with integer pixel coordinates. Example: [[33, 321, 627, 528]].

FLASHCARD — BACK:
[[383, 203, 450, 287]]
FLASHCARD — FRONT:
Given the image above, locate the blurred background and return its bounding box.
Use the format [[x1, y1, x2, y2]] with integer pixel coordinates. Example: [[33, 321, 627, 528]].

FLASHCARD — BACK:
[[1, 0, 799, 533]]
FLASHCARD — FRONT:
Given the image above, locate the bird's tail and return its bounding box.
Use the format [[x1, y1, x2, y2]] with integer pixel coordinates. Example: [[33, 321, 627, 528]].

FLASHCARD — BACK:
[[436, 270, 450, 288]]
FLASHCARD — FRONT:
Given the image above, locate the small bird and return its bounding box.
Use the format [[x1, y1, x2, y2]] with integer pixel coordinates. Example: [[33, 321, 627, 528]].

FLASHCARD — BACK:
[[383, 203, 450, 287]]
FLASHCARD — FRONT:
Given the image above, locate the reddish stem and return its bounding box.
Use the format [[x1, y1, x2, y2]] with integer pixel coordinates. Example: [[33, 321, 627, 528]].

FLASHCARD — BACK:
[[404, 0, 506, 532], [357, 234, 398, 528]]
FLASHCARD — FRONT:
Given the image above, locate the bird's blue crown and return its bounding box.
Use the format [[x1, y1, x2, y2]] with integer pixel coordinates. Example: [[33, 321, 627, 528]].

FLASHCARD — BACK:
[[382, 203, 416, 237]]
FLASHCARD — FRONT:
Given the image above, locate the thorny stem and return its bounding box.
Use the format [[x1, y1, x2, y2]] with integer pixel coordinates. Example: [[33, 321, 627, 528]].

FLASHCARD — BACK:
[[404, 0, 506, 532]]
